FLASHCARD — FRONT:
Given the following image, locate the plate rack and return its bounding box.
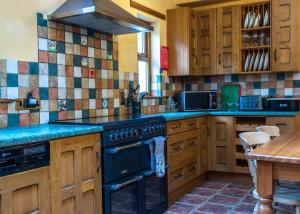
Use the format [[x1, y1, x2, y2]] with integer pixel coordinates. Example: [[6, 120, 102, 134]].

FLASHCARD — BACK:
[[240, 1, 271, 73]]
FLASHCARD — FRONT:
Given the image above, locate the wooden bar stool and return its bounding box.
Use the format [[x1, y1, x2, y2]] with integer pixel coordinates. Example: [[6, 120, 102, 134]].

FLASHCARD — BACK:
[[240, 132, 300, 214]]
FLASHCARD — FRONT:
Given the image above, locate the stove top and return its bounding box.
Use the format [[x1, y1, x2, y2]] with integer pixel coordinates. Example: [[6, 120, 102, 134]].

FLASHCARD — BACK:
[[55, 115, 166, 147], [55, 114, 164, 127]]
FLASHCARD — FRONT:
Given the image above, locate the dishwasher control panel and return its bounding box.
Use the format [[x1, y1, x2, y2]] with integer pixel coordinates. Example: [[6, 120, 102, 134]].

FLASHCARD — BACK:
[[0, 142, 50, 176]]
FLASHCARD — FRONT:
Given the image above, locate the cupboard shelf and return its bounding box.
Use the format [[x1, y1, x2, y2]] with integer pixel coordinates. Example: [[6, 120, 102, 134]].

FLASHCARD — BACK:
[[241, 45, 270, 50], [241, 26, 270, 32]]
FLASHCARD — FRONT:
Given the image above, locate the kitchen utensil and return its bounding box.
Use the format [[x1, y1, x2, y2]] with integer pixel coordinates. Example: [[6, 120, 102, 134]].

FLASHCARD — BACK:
[[254, 13, 261, 28], [253, 52, 261, 71], [249, 12, 256, 28], [244, 53, 251, 71], [249, 52, 256, 71], [244, 12, 251, 29], [258, 52, 265, 71], [263, 51, 269, 70], [263, 10, 269, 26]]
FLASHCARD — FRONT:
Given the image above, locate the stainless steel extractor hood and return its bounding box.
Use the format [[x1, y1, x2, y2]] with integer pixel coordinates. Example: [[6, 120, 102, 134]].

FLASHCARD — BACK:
[[48, 0, 154, 35]]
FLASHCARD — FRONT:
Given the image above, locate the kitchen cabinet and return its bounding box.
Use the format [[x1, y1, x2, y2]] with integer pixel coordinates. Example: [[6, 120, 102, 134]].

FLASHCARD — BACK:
[[272, 0, 300, 72], [208, 116, 234, 172], [266, 116, 298, 135], [167, 7, 198, 76], [197, 9, 217, 75], [167, 117, 207, 202], [199, 117, 209, 174], [216, 6, 240, 74], [0, 167, 50, 214], [50, 133, 102, 214]]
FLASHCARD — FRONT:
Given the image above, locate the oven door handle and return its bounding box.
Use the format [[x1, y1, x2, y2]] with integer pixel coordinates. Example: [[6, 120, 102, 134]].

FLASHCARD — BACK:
[[110, 175, 143, 191], [107, 142, 142, 154]]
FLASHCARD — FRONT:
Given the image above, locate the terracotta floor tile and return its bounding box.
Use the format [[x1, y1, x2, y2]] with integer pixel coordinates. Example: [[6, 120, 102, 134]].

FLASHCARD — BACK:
[[218, 188, 249, 198], [233, 202, 256, 214], [177, 194, 206, 206], [189, 188, 217, 198], [241, 194, 257, 204], [227, 183, 253, 190], [167, 202, 197, 214], [196, 202, 232, 214], [208, 194, 240, 207], [198, 181, 228, 190]]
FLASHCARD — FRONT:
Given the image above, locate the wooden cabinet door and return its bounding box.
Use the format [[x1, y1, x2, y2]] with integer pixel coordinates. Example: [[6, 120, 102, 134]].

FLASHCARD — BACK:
[[216, 6, 240, 74], [197, 9, 217, 75], [0, 167, 50, 214], [266, 117, 296, 135], [50, 133, 102, 214], [272, 0, 300, 71], [209, 116, 234, 172], [167, 7, 197, 76]]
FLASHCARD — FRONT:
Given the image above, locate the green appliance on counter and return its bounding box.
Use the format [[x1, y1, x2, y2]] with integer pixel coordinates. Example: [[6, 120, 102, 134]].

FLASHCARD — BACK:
[[221, 84, 241, 111]]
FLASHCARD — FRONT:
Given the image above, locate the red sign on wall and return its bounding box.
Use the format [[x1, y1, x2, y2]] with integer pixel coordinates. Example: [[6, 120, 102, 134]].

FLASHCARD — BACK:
[[160, 46, 169, 71]]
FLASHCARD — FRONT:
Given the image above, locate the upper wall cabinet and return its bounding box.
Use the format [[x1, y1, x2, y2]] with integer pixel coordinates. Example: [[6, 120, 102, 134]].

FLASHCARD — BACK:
[[216, 6, 240, 74], [197, 9, 217, 75], [272, 0, 300, 72], [167, 8, 198, 76]]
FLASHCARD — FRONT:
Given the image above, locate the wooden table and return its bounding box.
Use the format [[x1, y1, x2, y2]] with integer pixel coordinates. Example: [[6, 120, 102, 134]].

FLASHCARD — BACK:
[[248, 133, 300, 214]]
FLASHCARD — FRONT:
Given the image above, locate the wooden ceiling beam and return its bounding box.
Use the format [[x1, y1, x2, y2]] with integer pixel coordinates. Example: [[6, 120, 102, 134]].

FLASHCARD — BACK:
[[130, 0, 166, 20]]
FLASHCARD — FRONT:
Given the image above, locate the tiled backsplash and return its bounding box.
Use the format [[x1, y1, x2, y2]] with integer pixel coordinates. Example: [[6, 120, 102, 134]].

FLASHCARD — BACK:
[[0, 13, 167, 128], [169, 72, 300, 98]]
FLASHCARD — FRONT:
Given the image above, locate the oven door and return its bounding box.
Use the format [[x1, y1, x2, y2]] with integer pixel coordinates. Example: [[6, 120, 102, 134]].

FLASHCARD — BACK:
[[144, 170, 168, 214], [103, 141, 145, 183], [103, 173, 145, 214]]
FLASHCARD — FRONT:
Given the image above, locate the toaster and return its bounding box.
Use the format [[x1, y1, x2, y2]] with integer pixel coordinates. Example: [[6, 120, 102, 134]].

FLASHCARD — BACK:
[[239, 95, 263, 111]]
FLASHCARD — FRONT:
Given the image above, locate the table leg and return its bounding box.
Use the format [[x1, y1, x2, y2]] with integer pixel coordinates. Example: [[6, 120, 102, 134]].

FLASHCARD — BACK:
[[257, 161, 274, 214]]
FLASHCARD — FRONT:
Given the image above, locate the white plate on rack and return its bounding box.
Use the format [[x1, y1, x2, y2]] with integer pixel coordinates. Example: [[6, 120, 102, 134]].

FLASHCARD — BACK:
[[254, 14, 261, 28], [244, 53, 251, 71], [258, 52, 265, 71], [263, 10, 269, 26], [253, 52, 261, 71], [244, 12, 251, 29], [249, 13, 256, 28], [263, 51, 269, 71], [249, 53, 256, 71]]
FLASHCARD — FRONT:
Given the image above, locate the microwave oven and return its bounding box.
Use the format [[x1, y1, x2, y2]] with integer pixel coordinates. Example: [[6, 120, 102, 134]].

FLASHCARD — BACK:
[[177, 91, 217, 111]]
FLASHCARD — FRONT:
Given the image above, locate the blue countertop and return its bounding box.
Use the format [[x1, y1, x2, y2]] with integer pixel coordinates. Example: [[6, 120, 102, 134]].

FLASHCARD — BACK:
[[0, 111, 298, 148], [151, 111, 300, 121], [0, 124, 103, 148]]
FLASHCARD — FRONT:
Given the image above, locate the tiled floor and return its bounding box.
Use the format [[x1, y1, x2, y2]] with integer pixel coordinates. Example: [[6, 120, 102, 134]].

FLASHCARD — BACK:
[[167, 181, 257, 214]]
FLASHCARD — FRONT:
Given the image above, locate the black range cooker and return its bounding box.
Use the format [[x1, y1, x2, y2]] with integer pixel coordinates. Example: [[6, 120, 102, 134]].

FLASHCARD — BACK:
[[56, 115, 168, 214]]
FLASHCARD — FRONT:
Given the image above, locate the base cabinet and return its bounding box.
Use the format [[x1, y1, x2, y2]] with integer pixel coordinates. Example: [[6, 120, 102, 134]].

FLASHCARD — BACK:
[[50, 133, 102, 214], [208, 116, 234, 172], [0, 167, 50, 214]]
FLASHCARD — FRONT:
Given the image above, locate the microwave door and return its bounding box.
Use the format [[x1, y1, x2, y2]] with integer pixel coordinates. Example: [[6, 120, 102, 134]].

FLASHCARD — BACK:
[[185, 93, 209, 110]]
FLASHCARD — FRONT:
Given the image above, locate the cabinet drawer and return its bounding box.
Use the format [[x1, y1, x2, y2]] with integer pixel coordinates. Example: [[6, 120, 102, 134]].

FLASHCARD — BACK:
[[183, 118, 200, 131], [168, 130, 200, 164], [168, 155, 199, 193], [167, 120, 183, 135], [167, 118, 200, 135]]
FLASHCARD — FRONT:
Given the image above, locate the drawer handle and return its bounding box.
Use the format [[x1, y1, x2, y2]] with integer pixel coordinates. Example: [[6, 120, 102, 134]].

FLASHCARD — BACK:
[[185, 140, 197, 148], [172, 145, 182, 152], [186, 165, 196, 173], [170, 124, 180, 130], [173, 172, 183, 180], [188, 122, 196, 127]]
